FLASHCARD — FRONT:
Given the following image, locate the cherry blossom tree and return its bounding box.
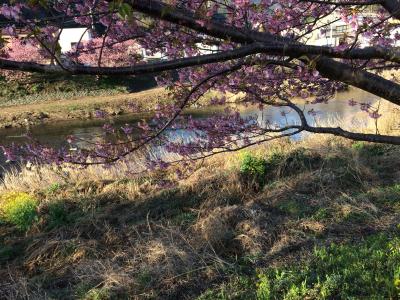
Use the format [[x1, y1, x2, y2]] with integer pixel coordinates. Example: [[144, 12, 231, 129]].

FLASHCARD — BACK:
[[69, 38, 142, 67], [1, 0, 400, 168]]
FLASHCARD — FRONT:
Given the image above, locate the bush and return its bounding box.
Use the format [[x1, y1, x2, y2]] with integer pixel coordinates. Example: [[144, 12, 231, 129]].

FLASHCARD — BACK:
[[239, 152, 267, 185], [352, 141, 389, 156], [239, 148, 322, 187], [46, 202, 70, 230], [0, 192, 38, 231]]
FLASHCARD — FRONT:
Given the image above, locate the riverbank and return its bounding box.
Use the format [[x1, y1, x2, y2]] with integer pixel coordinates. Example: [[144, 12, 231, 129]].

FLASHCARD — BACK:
[[0, 135, 399, 299], [0, 87, 238, 130], [0, 88, 169, 129]]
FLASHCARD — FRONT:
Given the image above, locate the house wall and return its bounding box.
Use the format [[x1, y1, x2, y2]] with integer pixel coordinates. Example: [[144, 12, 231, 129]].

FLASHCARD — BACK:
[[59, 28, 91, 53], [307, 9, 400, 48]]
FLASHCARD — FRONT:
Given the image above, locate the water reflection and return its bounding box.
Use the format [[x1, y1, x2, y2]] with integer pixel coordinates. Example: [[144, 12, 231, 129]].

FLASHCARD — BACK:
[[0, 88, 380, 169]]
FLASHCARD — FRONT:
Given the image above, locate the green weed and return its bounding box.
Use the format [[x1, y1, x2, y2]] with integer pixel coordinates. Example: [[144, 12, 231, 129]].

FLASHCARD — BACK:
[[256, 233, 400, 299], [239, 152, 267, 184], [198, 275, 256, 299], [276, 197, 314, 218], [358, 184, 400, 211], [352, 141, 389, 157], [75, 282, 110, 300], [47, 183, 62, 194], [311, 208, 332, 221], [199, 233, 400, 299], [46, 201, 74, 230], [0, 192, 38, 231], [0, 243, 24, 263], [137, 270, 153, 289]]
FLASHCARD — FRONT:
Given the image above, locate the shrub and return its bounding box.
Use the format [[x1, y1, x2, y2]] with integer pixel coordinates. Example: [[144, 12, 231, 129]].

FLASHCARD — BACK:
[[239, 152, 267, 177], [351, 141, 366, 151], [239, 148, 323, 187], [352, 141, 389, 156], [0, 192, 38, 231], [239, 152, 267, 185], [47, 183, 62, 194], [46, 202, 70, 230]]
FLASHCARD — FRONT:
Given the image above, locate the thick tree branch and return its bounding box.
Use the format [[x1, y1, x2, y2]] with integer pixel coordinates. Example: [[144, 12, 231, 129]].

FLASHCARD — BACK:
[[316, 57, 400, 104], [300, 0, 383, 5], [2, 42, 400, 73], [0, 44, 261, 75], [382, 0, 400, 19], [304, 125, 400, 144], [2, 0, 400, 107], [125, 0, 400, 106]]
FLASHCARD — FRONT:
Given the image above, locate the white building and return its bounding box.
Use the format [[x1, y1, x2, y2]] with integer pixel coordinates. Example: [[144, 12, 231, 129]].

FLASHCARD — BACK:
[[59, 28, 92, 53], [58, 27, 164, 61], [308, 8, 400, 48]]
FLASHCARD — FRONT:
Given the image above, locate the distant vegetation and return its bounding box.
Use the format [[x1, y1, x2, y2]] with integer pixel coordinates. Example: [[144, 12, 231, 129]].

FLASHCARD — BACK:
[[0, 73, 158, 107]]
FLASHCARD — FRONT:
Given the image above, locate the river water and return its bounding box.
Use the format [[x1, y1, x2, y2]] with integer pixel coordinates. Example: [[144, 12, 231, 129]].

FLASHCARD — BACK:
[[0, 88, 379, 171]]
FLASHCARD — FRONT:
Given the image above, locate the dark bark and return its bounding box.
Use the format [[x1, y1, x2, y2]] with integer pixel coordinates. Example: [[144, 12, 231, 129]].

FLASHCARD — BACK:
[[304, 125, 400, 144], [382, 0, 400, 19], [316, 58, 400, 105]]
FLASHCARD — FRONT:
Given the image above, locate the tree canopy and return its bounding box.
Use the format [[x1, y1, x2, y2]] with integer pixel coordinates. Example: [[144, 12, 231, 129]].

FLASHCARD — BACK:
[[1, 0, 400, 167]]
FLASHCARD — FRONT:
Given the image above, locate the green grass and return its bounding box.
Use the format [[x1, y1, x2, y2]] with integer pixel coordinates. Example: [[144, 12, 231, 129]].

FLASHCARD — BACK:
[[356, 184, 400, 212], [239, 148, 324, 188], [45, 201, 79, 230], [0, 243, 25, 263], [46, 183, 62, 194], [199, 233, 400, 299], [276, 197, 314, 218], [75, 283, 111, 300], [311, 208, 333, 221]]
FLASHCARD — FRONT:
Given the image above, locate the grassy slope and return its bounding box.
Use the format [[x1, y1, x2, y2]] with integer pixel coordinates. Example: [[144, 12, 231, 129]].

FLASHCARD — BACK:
[[0, 73, 170, 128], [0, 137, 399, 299], [0, 87, 168, 128], [0, 74, 159, 107], [0, 87, 166, 115]]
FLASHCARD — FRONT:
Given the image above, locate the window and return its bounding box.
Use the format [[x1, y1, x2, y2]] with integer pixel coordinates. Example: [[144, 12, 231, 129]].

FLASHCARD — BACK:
[[335, 25, 348, 33]]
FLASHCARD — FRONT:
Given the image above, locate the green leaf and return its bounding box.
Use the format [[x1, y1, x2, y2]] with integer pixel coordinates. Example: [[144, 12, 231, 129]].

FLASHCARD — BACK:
[[118, 3, 133, 20]]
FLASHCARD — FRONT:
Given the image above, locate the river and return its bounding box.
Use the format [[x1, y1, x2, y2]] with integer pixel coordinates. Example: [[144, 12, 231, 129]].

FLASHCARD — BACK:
[[0, 88, 379, 172]]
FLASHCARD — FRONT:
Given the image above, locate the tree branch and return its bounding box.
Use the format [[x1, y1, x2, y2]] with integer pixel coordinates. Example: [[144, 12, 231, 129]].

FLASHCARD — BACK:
[[125, 0, 400, 106], [0, 44, 261, 75]]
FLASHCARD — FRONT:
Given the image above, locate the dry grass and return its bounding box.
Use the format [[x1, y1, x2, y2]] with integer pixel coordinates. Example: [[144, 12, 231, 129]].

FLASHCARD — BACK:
[[0, 111, 399, 299]]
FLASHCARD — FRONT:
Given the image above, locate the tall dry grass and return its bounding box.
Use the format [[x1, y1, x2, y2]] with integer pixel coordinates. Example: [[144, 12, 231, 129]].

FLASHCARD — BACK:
[[0, 116, 400, 298], [0, 101, 398, 194]]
